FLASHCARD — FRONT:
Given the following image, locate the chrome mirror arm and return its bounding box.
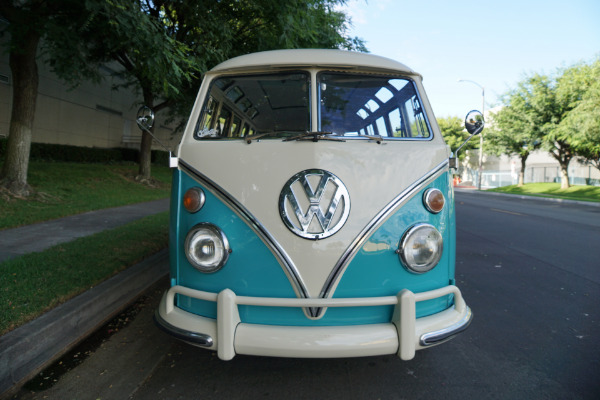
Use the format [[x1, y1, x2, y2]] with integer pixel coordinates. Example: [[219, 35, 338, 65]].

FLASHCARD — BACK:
[[136, 106, 178, 167]]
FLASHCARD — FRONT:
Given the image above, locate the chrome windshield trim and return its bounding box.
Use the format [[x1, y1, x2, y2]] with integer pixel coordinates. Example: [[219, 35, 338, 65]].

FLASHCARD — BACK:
[[178, 160, 312, 302], [318, 159, 449, 303]]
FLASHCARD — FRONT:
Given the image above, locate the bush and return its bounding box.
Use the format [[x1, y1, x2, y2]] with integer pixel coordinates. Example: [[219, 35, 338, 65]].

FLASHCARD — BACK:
[[0, 139, 168, 164]]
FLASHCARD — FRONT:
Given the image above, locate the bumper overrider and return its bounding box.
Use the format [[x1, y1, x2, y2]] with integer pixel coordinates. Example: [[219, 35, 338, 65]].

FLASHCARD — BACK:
[[154, 285, 472, 360]]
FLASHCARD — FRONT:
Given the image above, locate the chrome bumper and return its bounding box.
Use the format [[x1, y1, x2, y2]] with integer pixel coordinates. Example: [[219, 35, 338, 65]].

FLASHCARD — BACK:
[[154, 285, 472, 360]]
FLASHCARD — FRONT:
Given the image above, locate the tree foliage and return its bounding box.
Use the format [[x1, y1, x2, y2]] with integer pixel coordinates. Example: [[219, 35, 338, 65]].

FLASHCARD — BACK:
[[0, 0, 101, 197], [556, 60, 600, 171], [0, 0, 366, 192], [437, 116, 477, 159], [487, 59, 600, 189], [93, 0, 367, 180]]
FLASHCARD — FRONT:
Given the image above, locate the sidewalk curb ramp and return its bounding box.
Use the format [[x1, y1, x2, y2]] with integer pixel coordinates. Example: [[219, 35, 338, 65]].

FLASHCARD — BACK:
[[0, 249, 168, 399]]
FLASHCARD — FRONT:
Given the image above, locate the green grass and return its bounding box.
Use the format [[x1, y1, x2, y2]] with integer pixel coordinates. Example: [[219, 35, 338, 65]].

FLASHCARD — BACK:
[[0, 212, 169, 335], [487, 183, 600, 202], [1, 161, 171, 230]]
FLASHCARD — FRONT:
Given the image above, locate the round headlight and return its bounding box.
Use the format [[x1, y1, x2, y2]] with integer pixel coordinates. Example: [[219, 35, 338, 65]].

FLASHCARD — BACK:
[[398, 224, 443, 274], [185, 223, 230, 273]]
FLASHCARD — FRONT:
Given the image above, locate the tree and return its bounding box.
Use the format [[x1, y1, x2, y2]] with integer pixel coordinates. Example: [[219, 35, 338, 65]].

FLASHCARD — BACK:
[[1, 0, 365, 190], [79, 0, 198, 182], [81, 0, 367, 181], [490, 64, 600, 189], [0, 0, 100, 197], [555, 60, 600, 173], [486, 88, 544, 187], [437, 116, 478, 158], [154, 0, 367, 133]]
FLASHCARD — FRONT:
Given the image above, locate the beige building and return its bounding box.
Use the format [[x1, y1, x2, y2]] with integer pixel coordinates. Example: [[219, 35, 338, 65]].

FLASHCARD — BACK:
[[453, 106, 599, 188], [0, 22, 180, 152], [459, 149, 599, 188]]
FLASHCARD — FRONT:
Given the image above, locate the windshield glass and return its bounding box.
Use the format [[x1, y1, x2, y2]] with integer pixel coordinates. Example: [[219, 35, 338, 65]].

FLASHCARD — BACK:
[[319, 73, 431, 139], [193, 71, 431, 140], [194, 72, 310, 139]]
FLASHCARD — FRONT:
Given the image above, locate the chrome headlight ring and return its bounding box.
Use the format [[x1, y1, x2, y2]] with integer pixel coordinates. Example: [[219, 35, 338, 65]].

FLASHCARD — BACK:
[[185, 223, 230, 273], [398, 223, 443, 274]]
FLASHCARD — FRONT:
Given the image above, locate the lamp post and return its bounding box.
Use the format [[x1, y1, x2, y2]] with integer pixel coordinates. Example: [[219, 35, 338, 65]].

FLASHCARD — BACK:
[[458, 79, 485, 190]]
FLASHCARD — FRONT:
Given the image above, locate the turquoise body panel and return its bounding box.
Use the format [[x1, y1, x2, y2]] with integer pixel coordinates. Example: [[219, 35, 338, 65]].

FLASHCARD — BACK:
[[171, 168, 456, 326]]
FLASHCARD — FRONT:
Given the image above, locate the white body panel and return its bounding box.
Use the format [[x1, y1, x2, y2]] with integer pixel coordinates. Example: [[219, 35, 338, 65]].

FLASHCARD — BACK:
[[178, 140, 449, 297]]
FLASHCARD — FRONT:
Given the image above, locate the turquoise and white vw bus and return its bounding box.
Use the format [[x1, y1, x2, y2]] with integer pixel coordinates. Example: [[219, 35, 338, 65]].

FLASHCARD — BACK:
[[149, 49, 479, 360]]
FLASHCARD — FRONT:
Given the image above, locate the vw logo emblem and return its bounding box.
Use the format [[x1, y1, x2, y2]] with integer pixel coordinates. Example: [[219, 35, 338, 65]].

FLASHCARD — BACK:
[[279, 169, 350, 240]]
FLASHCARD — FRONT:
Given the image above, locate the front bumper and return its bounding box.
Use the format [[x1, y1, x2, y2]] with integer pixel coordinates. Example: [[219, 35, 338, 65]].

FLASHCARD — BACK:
[[154, 285, 472, 360]]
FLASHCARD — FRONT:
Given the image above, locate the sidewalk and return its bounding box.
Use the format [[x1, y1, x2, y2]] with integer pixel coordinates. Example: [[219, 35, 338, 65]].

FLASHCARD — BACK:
[[454, 186, 600, 207], [0, 199, 170, 399], [0, 198, 170, 262]]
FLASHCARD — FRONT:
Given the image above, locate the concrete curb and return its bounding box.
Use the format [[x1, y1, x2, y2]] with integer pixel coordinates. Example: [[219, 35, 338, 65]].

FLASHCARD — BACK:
[[454, 187, 600, 207], [0, 249, 169, 399]]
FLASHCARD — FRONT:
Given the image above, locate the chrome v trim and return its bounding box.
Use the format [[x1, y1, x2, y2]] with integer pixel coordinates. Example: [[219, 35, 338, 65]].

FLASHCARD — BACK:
[[178, 160, 312, 303], [318, 159, 450, 302]]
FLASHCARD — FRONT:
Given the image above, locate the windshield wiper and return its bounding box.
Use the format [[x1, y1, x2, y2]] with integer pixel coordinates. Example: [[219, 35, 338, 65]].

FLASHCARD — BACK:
[[355, 134, 385, 144], [283, 131, 345, 142], [245, 130, 310, 144]]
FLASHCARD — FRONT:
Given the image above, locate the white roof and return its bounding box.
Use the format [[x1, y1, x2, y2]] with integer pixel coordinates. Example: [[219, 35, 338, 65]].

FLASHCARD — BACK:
[[209, 49, 417, 76]]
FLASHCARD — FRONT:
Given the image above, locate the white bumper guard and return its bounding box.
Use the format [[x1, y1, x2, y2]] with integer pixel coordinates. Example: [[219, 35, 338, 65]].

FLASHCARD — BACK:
[[154, 285, 472, 360]]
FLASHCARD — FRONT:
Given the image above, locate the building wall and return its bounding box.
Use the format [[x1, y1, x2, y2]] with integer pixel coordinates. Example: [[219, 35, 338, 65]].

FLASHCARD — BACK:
[[0, 24, 182, 151], [460, 149, 600, 188]]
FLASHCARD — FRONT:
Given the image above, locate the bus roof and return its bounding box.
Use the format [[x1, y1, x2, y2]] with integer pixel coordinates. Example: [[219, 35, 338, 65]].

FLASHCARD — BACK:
[[209, 49, 418, 76]]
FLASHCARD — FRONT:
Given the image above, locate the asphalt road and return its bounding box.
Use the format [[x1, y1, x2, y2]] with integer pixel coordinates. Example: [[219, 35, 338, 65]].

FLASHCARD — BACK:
[[15, 191, 600, 400]]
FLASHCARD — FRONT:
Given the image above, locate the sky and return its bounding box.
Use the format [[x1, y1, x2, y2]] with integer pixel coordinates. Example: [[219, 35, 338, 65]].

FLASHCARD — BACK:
[[339, 0, 600, 119]]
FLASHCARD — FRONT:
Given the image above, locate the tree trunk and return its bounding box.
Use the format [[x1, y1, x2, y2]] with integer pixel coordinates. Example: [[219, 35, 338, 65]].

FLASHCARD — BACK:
[[549, 141, 572, 190], [0, 32, 40, 197], [138, 129, 154, 181], [137, 91, 154, 182], [517, 151, 529, 187], [559, 164, 570, 189]]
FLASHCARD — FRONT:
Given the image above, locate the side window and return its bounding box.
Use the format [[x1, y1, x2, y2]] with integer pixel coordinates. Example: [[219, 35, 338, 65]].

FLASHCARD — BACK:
[[375, 116, 388, 136], [230, 116, 242, 137], [216, 106, 232, 136], [194, 96, 219, 138], [404, 96, 430, 138], [388, 108, 404, 137], [366, 124, 375, 136]]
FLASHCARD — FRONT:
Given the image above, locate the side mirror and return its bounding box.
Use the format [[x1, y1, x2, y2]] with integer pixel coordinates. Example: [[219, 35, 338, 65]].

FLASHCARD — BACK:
[[449, 110, 485, 169], [134, 105, 178, 168], [136, 106, 155, 132], [464, 110, 484, 135]]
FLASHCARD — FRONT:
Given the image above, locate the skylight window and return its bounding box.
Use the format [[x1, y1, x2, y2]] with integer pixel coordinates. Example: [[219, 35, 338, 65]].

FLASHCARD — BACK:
[[375, 87, 393, 103], [356, 108, 369, 120], [364, 99, 379, 112]]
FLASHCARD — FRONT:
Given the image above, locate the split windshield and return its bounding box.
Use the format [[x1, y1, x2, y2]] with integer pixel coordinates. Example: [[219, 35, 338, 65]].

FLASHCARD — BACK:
[[194, 71, 431, 140]]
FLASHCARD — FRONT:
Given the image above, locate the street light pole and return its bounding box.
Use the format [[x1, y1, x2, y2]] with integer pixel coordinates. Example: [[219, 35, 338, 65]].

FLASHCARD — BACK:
[[458, 79, 485, 190]]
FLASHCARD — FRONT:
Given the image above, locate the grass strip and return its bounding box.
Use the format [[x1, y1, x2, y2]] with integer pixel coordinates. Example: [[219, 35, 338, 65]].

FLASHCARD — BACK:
[[1, 162, 171, 230], [0, 212, 169, 335], [487, 183, 600, 202]]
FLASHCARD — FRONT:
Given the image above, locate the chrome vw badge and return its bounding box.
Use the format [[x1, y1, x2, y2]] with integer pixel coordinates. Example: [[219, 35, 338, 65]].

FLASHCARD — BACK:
[[279, 169, 350, 240]]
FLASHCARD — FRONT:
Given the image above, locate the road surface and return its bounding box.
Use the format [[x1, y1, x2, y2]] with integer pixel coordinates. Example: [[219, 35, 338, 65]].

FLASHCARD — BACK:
[[15, 191, 600, 400]]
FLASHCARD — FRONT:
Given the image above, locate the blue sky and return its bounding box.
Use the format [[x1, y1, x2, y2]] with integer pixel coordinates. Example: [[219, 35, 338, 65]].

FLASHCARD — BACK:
[[339, 0, 600, 119]]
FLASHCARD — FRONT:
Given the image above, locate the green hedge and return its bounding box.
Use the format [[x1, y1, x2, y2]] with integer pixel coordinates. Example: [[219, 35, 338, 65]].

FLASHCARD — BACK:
[[0, 139, 169, 164]]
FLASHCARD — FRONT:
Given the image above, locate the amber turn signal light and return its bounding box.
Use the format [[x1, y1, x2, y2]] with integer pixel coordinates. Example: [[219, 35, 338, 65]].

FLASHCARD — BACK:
[[423, 188, 444, 214], [183, 187, 206, 213]]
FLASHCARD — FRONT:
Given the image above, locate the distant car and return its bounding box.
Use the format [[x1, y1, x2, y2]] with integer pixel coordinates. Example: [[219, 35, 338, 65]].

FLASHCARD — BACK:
[[148, 49, 479, 360]]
